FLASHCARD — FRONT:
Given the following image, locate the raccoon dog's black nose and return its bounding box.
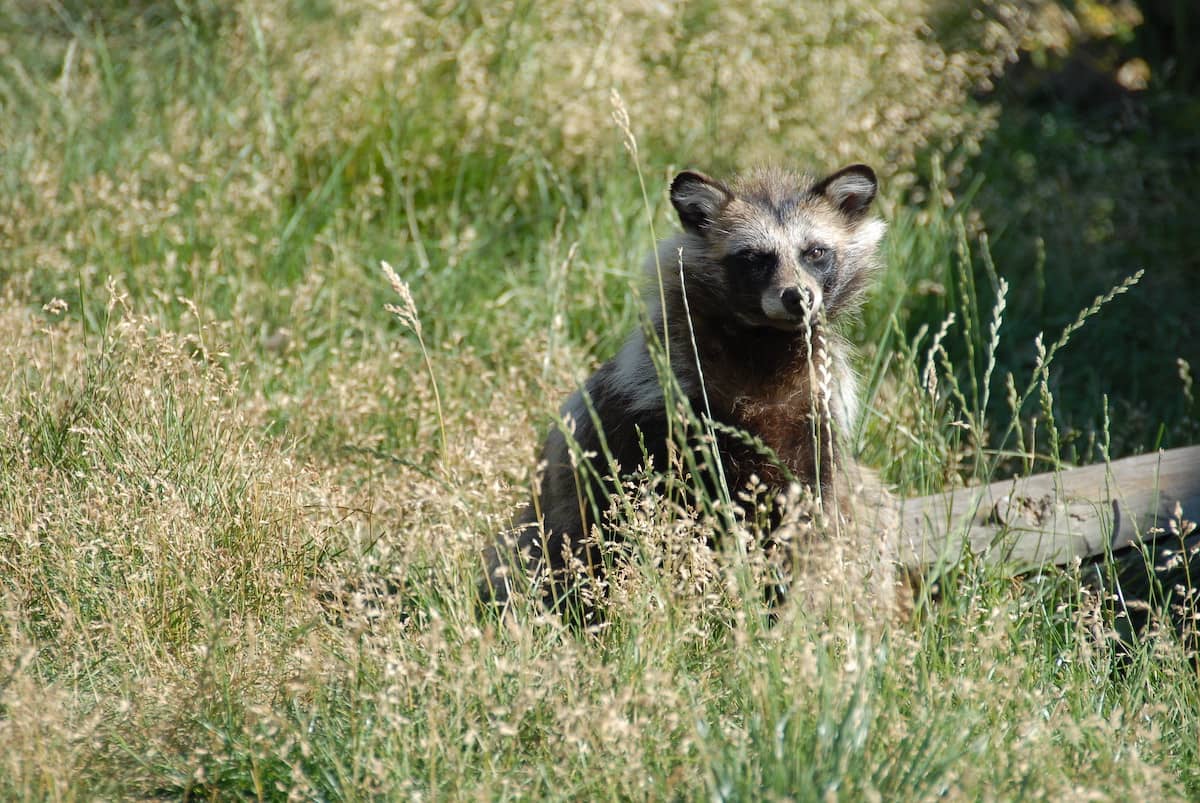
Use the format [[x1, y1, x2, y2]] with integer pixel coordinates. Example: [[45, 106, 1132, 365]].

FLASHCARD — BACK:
[[780, 286, 811, 314]]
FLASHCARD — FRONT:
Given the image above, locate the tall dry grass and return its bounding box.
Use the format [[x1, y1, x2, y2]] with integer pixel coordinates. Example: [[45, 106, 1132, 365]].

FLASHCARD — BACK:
[[1, 0, 1197, 799]]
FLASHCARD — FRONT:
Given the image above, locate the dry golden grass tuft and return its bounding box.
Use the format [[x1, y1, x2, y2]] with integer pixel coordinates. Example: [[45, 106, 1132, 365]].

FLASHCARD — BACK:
[[272, 0, 1038, 189]]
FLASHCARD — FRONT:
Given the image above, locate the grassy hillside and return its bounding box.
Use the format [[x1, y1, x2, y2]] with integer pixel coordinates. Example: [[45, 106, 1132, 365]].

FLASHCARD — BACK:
[[1, 1, 1197, 799]]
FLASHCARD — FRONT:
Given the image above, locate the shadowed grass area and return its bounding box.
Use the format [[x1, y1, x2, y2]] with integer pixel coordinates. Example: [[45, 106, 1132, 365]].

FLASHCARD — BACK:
[[1, 1, 1198, 799]]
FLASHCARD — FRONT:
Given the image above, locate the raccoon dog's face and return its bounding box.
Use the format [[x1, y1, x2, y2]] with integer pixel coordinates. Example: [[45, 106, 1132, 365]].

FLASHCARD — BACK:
[[669, 165, 884, 331]]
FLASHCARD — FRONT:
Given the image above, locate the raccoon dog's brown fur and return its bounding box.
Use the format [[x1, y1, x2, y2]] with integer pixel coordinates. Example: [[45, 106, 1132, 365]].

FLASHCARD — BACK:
[[481, 164, 890, 623]]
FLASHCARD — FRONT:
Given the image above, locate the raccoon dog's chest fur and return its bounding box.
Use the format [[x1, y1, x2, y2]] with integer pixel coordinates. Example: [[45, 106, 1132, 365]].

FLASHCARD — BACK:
[[481, 164, 887, 621]]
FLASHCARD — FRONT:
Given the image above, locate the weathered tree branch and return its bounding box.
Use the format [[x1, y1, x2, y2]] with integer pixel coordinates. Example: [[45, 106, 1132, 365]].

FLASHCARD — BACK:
[[897, 445, 1200, 571]]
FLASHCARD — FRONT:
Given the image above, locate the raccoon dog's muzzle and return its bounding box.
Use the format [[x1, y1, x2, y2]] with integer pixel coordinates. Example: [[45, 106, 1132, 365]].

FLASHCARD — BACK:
[[762, 280, 823, 329]]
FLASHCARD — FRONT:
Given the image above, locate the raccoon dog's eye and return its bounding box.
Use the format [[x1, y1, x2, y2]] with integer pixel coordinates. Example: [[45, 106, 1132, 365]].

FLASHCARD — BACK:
[[802, 246, 828, 262], [734, 249, 777, 277]]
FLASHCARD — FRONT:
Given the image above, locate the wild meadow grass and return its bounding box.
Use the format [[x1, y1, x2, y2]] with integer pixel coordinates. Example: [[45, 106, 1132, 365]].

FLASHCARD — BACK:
[[1, 1, 1198, 799]]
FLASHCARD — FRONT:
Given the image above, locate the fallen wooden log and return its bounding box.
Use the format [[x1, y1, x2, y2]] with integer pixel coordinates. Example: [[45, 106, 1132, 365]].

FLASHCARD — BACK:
[[897, 445, 1200, 571]]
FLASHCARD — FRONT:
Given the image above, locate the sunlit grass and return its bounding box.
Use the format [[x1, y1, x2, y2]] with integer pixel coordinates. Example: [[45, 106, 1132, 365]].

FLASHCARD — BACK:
[[0, 2, 1197, 800]]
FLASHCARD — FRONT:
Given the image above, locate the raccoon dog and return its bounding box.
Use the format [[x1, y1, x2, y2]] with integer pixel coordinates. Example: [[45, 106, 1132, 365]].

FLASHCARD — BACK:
[[481, 164, 890, 623]]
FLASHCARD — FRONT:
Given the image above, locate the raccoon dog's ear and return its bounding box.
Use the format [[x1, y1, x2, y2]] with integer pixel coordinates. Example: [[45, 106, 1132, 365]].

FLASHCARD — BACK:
[[671, 170, 732, 232], [813, 164, 877, 220]]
